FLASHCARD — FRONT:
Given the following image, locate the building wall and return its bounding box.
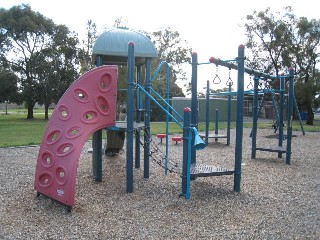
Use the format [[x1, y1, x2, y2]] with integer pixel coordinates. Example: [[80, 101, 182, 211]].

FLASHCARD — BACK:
[[171, 97, 278, 123], [171, 97, 237, 122]]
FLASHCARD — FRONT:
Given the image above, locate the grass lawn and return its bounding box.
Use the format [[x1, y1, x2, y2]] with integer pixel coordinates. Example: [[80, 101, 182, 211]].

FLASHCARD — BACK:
[[0, 113, 49, 147], [0, 110, 319, 148]]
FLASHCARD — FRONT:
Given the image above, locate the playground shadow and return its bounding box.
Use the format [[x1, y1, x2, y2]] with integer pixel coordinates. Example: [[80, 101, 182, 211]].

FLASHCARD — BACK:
[[205, 141, 230, 148], [249, 157, 290, 166], [264, 134, 298, 139], [191, 180, 235, 200]]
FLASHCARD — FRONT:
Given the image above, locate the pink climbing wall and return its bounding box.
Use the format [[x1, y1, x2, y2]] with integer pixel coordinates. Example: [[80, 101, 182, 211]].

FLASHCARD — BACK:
[[34, 65, 117, 207]]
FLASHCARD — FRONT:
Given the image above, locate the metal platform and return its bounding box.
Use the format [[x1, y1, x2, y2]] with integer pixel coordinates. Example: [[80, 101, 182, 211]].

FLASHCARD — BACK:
[[107, 121, 145, 131], [199, 134, 228, 139], [255, 146, 286, 153], [190, 163, 234, 177]]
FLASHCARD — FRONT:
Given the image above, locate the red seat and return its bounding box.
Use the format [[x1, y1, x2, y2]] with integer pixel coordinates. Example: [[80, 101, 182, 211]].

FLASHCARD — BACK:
[[156, 134, 166, 143], [172, 136, 182, 144]]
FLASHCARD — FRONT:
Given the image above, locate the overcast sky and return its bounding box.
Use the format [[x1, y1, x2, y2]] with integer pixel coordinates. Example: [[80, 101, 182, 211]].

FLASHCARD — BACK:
[[2, 0, 319, 93]]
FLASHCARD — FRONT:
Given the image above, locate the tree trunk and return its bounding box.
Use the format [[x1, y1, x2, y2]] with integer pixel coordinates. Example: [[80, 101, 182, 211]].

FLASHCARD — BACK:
[[306, 105, 314, 125], [5, 101, 8, 115], [27, 105, 34, 119], [45, 104, 50, 120]]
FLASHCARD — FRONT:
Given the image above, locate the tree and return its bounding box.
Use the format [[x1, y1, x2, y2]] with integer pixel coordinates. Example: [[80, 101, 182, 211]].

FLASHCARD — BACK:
[[288, 17, 320, 124], [145, 27, 191, 121], [149, 27, 190, 97], [0, 5, 54, 118], [145, 27, 192, 121], [0, 4, 79, 119], [0, 67, 21, 107], [244, 7, 320, 125], [35, 25, 79, 120], [78, 20, 97, 74]]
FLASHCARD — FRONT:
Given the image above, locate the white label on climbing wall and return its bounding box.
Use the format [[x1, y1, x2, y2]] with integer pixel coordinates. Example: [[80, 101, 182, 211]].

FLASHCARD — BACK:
[[57, 188, 64, 197]]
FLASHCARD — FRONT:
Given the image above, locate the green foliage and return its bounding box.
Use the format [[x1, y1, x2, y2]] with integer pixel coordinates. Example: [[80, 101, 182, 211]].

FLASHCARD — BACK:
[[150, 27, 191, 97], [244, 6, 320, 125], [145, 27, 191, 120], [244, 7, 295, 74], [0, 4, 54, 118], [35, 24, 79, 119], [0, 4, 79, 119], [78, 20, 97, 74], [0, 67, 21, 103]]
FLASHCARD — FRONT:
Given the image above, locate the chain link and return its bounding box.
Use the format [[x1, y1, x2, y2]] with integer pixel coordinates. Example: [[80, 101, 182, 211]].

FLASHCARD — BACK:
[[247, 75, 253, 89], [212, 64, 222, 84], [226, 68, 233, 86], [139, 131, 182, 174]]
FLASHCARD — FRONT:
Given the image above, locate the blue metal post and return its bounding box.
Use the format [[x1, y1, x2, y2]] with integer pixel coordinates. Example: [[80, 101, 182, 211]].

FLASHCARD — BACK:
[[191, 53, 198, 165], [271, 91, 280, 126], [256, 93, 266, 118], [205, 80, 210, 145], [251, 76, 259, 159], [181, 107, 191, 199], [234, 45, 244, 192], [92, 55, 103, 182], [286, 68, 294, 164], [135, 65, 142, 169], [278, 76, 285, 158], [144, 58, 152, 178], [126, 42, 135, 193], [92, 130, 102, 182], [215, 109, 219, 142], [293, 95, 305, 135], [227, 82, 231, 145], [150, 61, 172, 174], [165, 64, 170, 175]]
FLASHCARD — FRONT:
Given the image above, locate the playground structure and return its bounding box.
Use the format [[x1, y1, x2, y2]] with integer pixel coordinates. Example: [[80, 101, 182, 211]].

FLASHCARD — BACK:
[[202, 62, 237, 145], [33, 28, 242, 210], [208, 57, 299, 164], [203, 80, 233, 145], [250, 77, 305, 135], [186, 48, 246, 196], [250, 71, 305, 164], [34, 27, 298, 211], [33, 28, 180, 210]]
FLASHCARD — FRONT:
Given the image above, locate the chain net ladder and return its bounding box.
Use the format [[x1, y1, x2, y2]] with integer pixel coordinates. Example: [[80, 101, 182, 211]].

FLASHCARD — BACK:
[[139, 129, 183, 174]]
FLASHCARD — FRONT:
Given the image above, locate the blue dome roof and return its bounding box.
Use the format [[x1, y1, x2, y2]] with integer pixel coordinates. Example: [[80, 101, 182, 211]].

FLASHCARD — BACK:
[[92, 27, 158, 65]]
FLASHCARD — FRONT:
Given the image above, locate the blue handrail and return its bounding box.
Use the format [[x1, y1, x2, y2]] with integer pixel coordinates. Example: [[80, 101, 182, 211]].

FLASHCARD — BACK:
[[150, 88, 184, 122], [151, 61, 170, 81], [136, 84, 183, 128], [150, 61, 171, 175]]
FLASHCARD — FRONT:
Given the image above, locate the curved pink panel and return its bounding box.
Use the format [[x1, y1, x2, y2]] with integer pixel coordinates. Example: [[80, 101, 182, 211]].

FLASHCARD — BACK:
[[40, 150, 55, 168], [46, 129, 63, 145], [95, 95, 111, 116], [65, 125, 84, 139], [73, 88, 90, 103], [34, 65, 117, 207]]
